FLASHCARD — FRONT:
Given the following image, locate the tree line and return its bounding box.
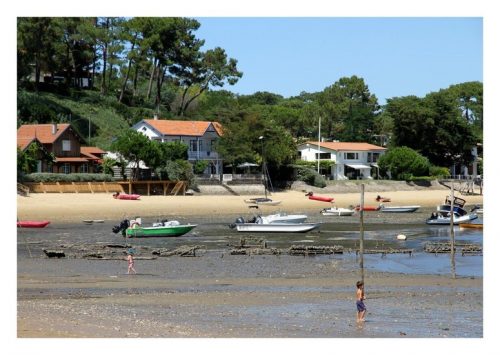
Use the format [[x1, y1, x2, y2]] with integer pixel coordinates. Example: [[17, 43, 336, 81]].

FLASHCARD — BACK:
[[17, 17, 483, 181]]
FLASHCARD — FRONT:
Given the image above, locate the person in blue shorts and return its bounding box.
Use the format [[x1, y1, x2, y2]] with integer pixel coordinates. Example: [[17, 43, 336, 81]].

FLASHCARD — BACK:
[[356, 280, 366, 322]]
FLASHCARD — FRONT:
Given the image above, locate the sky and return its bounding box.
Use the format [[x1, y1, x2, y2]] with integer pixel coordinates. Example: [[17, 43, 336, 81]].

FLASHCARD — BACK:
[[194, 17, 483, 104]]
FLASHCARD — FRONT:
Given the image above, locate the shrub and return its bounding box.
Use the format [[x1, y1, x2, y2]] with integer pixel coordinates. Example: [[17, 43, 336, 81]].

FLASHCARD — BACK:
[[23, 173, 114, 183], [429, 166, 450, 178], [378, 146, 430, 180], [291, 164, 326, 188]]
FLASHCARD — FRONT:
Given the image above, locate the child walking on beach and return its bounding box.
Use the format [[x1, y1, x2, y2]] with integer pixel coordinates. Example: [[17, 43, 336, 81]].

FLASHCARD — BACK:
[[127, 250, 137, 275], [356, 281, 366, 322]]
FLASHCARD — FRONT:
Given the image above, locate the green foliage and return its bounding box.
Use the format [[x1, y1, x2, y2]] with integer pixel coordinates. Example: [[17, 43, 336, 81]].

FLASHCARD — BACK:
[[156, 160, 196, 187], [23, 173, 114, 182], [193, 160, 209, 174], [291, 164, 326, 188], [429, 166, 450, 178], [377, 146, 430, 180]]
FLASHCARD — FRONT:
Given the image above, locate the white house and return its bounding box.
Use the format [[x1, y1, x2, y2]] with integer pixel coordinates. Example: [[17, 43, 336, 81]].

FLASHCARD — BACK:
[[132, 118, 224, 175], [297, 141, 387, 180]]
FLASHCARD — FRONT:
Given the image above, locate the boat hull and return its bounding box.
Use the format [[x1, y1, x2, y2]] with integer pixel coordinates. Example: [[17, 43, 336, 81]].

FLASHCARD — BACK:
[[125, 224, 197, 238], [355, 205, 380, 211], [235, 223, 320, 233], [426, 214, 478, 225], [244, 198, 281, 206], [17, 220, 50, 228], [321, 208, 355, 216], [380, 206, 420, 213], [308, 195, 334, 203], [261, 213, 308, 224], [459, 223, 483, 229], [114, 194, 141, 200]]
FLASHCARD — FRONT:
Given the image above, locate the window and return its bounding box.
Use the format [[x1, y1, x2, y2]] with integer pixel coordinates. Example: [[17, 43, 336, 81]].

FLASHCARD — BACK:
[[62, 140, 71, 151], [315, 153, 331, 160], [62, 163, 71, 174], [344, 152, 358, 160], [79, 164, 88, 173], [190, 140, 198, 152]]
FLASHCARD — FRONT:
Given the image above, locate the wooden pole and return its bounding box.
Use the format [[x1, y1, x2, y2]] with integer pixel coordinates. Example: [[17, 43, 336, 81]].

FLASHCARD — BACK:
[[450, 183, 456, 278], [359, 183, 365, 283]]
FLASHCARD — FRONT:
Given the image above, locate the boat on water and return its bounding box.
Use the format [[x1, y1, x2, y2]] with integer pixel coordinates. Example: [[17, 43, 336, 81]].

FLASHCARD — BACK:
[[244, 197, 281, 206], [231, 221, 320, 233], [17, 220, 50, 228], [426, 195, 478, 225], [112, 218, 196, 238], [379, 205, 420, 213], [305, 192, 334, 203], [459, 222, 483, 229], [113, 192, 140, 200], [320, 206, 355, 216]]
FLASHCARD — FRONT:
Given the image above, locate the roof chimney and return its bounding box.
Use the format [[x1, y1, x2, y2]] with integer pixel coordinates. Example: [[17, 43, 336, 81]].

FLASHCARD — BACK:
[[153, 113, 159, 120], [52, 123, 57, 135]]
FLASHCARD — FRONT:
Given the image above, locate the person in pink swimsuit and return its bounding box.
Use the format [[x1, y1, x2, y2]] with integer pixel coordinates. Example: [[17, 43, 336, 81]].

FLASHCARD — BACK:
[[127, 250, 137, 275]]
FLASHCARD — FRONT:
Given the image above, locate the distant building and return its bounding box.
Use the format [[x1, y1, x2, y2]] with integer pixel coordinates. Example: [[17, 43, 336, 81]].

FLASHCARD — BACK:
[[17, 123, 105, 173], [297, 141, 387, 180], [132, 118, 224, 175]]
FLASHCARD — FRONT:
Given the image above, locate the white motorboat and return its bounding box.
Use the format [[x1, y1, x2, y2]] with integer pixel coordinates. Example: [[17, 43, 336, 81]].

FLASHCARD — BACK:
[[233, 222, 320, 233], [426, 211, 478, 225], [379, 205, 420, 213], [260, 212, 308, 224], [320, 207, 355, 216]]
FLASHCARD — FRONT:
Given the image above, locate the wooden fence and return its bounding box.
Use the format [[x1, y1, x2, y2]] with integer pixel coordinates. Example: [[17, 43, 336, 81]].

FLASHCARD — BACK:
[[24, 180, 187, 196]]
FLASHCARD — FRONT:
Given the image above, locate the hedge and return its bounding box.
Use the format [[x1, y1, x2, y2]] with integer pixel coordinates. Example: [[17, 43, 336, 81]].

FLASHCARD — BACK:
[[23, 173, 114, 183]]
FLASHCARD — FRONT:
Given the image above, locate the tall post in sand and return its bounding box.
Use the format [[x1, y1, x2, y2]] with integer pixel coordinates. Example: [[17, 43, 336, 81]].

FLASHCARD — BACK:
[[359, 183, 365, 283], [450, 183, 456, 278]]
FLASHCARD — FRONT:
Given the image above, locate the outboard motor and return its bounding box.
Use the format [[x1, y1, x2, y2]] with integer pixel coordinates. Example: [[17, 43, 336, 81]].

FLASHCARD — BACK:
[[112, 219, 130, 237], [229, 217, 245, 229]]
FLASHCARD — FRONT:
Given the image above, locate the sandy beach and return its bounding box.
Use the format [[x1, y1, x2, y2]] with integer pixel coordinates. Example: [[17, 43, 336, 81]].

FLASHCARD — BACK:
[[16, 187, 483, 223]]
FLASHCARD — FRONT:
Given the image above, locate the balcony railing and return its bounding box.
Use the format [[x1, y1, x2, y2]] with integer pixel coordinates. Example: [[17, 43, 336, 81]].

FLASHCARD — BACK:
[[188, 151, 220, 159]]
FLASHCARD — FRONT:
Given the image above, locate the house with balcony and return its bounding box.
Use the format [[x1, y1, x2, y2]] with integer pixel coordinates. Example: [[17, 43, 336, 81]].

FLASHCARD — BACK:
[[297, 141, 386, 180], [132, 118, 224, 175], [17, 123, 105, 174]]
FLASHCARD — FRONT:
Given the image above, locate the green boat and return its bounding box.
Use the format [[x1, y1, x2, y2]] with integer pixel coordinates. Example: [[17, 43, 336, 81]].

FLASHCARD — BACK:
[[125, 221, 197, 238]]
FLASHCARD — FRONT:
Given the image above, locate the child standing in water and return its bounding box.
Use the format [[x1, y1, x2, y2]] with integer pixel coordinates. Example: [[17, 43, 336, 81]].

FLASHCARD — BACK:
[[356, 281, 366, 322], [127, 249, 137, 275]]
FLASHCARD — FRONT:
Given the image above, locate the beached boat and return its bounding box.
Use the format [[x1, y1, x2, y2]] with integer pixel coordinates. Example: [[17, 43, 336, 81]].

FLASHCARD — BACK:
[[305, 192, 334, 203], [83, 219, 105, 224], [379, 205, 420, 213], [260, 212, 308, 224], [354, 205, 381, 212], [244, 197, 281, 206], [375, 195, 391, 202], [17, 220, 50, 228], [232, 222, 320, 233], [320, 207, 355, 216], [113, 192, 140, 200], [112, 218, 196, 238]]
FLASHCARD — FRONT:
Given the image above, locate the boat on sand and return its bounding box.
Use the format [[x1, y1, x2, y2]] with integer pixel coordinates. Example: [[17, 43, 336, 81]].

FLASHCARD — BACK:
[[320, 207, 355, 216], [379, 205, 420, 213], [305, 192, 334, 203], [113, 192, 140, 200], [17, 220, 50, 228]]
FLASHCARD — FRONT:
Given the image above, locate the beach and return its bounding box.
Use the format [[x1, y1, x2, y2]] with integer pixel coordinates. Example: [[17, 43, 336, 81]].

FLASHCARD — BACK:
[[16, 186, 484, 341]]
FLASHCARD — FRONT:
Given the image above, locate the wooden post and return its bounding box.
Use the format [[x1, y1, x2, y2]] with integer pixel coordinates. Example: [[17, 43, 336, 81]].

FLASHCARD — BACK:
[[359, 183, 365, 284], [450, 183, 456, 279]]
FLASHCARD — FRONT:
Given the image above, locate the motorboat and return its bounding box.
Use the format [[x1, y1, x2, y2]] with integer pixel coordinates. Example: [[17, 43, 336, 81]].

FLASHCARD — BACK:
[[305, 192, 334, 203], [231, 221, 320, 233], [112, 218, 196, 238], [426, 211, 478, 225], [260, 212, 308, 224], [320, 206, 355, 216], [379, 205, 420, 213]]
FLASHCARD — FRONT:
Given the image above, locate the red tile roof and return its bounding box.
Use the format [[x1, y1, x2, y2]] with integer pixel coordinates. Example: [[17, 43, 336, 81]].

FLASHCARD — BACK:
[[17, 137, 38, 151], [144, 119, 223, 137], [55, 157, 90, 163], [80, 146, 106, 156], [17, 123, 71, 144], [305, 141, 386, 151]]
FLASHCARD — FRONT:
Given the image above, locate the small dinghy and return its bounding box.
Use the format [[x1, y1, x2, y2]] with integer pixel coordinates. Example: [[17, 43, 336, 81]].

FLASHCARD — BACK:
[[305, 192, 334, 203], [17, 220, 50, 228], [113, 192, 140, 200], [320, 207, 355, 216]]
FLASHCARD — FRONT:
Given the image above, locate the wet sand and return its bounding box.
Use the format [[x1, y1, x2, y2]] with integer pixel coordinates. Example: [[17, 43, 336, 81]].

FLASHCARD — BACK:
[[15, 189, 485, 343]]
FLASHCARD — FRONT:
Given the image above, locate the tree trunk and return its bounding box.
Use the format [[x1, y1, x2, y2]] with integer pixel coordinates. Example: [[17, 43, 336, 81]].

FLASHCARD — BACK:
[[181, 84, 208, 116], [100, 18, 110, 95], [155, 64, 166, 113], [146, 58, 157, 100], [119, 33, 138, 103], [132, 64, 139, 97], [34, 53, 40, 92]]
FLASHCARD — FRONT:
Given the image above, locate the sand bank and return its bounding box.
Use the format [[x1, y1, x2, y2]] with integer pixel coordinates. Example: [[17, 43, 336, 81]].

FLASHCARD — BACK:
[[17, 188, 483, 223]]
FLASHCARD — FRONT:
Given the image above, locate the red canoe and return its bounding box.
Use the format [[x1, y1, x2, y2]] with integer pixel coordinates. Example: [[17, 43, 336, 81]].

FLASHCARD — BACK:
[[355, 205, 381, 211], [17, 220, 50, 228], [113, 193, 141, 200], [305, 192, 334, 203], [308, 195, 334, 203]]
